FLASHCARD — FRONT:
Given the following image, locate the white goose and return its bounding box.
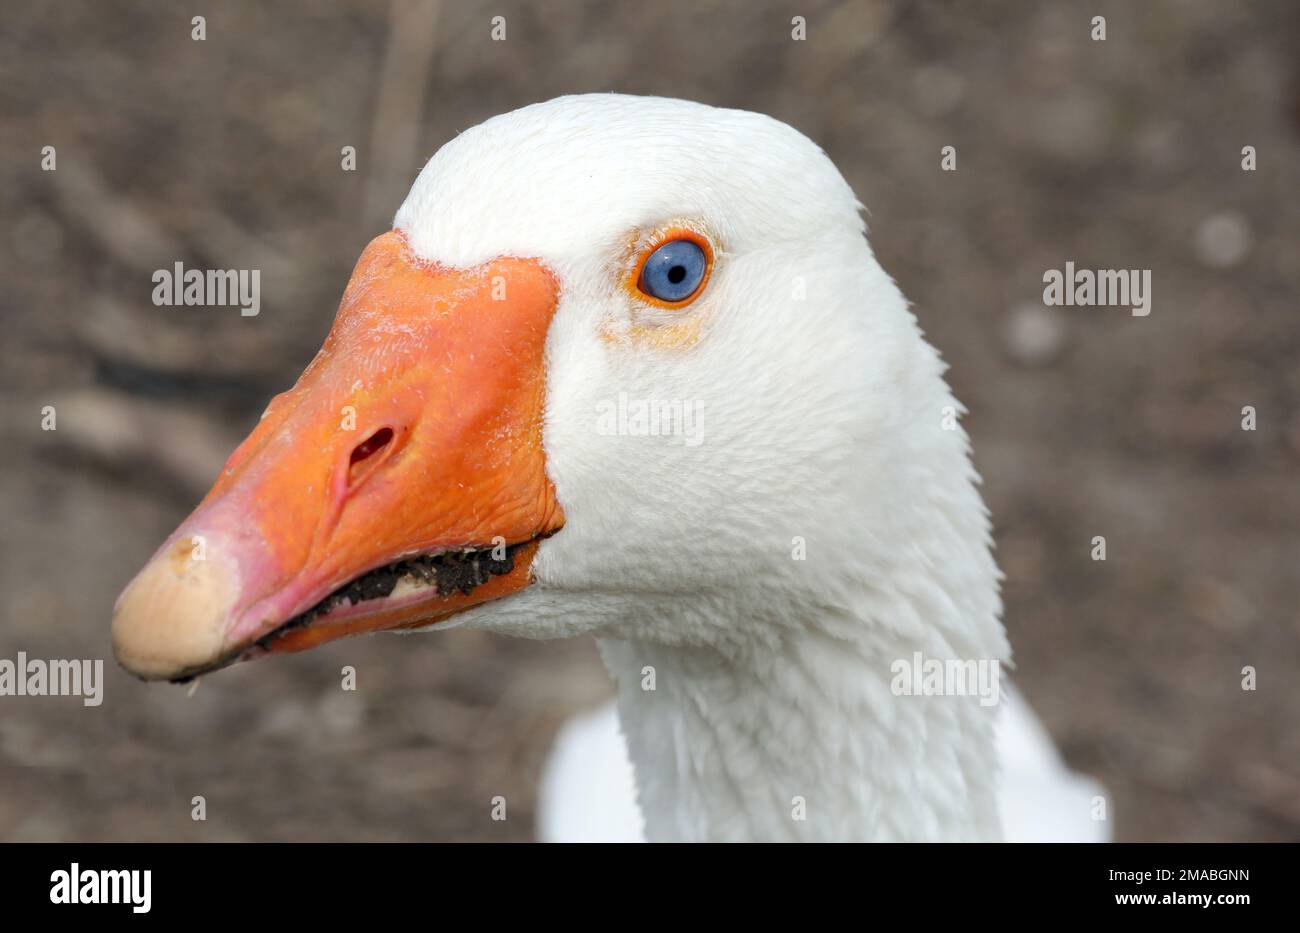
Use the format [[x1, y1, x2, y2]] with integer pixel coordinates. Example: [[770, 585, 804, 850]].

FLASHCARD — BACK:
[[112, 94, 1107, 843]]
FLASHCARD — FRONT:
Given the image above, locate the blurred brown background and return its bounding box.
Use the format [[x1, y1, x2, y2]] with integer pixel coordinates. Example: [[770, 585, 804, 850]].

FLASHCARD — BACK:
[[1, 0, 1297, 841]]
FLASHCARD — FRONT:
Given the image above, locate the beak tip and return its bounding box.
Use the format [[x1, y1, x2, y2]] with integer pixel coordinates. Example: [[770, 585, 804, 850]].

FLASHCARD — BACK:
[[111, 549, 238, 681]]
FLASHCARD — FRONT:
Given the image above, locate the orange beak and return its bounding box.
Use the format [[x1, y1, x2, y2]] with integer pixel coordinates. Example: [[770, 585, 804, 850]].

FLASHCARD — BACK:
[[111, 231, 565, 681]]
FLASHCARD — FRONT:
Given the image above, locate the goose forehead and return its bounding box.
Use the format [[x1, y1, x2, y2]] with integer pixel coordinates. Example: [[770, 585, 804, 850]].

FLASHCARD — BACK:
[[394, 94, 862, 268]]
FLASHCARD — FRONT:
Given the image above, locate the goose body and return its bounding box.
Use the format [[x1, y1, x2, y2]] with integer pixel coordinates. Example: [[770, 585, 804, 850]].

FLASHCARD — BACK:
[[111, 94, 1107, 842], [540, 690, 1109, 842]]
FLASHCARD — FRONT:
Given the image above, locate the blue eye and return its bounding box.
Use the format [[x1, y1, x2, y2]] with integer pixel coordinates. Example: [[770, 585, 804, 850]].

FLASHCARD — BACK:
[[638, 238, 708, 303]]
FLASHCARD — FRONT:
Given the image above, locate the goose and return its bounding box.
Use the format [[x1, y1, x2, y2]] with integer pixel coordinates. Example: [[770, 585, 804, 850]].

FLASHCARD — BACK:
[[111, 94, 1108, 843]]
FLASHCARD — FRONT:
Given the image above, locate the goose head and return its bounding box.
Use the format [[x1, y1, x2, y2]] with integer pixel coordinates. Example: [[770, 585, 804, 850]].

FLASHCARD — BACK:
[[112, 94, 1003, 697]]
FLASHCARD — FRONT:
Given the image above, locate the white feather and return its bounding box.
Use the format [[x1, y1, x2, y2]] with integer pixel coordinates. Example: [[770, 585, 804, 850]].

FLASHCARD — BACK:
[[539, 690, 1110, 843]]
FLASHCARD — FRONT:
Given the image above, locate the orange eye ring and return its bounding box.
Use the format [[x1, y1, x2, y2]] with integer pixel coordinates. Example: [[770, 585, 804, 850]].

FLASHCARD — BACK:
[[626, 228, 715, 310]]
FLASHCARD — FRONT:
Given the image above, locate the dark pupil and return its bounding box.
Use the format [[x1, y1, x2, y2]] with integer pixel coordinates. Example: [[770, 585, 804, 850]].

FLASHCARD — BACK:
[[667, 265, 687, 284]]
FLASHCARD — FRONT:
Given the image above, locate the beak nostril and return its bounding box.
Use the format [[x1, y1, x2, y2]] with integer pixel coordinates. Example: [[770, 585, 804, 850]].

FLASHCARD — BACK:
[[348, 427, 394, 481]]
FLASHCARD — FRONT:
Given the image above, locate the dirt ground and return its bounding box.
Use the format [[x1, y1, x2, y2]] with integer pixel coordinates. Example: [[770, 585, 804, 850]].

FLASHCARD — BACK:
[[1, 0, 1297, 841]]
